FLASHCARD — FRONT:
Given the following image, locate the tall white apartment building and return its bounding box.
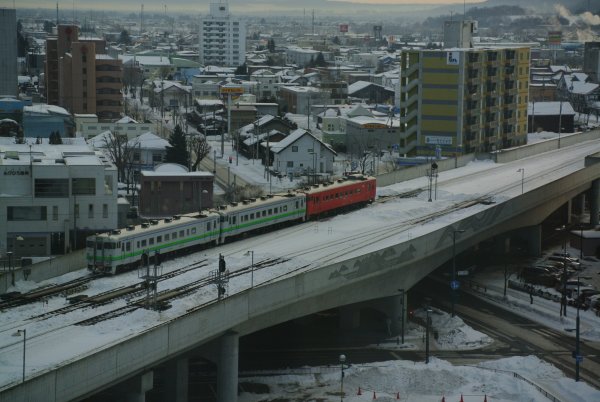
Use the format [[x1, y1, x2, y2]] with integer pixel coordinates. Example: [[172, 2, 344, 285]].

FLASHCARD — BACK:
[[198, 1, 246, 67]]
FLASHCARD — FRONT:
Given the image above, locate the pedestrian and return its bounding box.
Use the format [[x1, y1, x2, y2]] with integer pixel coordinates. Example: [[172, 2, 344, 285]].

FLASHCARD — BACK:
[[530, 289, 534, 305]]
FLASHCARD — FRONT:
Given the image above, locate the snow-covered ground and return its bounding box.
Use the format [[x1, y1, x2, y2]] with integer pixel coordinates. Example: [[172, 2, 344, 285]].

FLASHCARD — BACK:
[[3, 139, 600, 400]]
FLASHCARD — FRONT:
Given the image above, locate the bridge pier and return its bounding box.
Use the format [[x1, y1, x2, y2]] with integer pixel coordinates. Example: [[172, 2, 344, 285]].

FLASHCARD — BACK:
[[121, 371, 154, 402], [164, 357, 188, 402], [519, 225, 542, 257], [573, 193, 586, 218], [389, 292, 407, 336], [217, 330, 239, 402], [340, 305, 361, 330], [591, 179, 600, 226]]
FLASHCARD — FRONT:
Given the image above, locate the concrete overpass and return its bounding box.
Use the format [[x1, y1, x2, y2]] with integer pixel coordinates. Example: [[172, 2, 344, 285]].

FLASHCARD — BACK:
[[3, 146, 600, 402]]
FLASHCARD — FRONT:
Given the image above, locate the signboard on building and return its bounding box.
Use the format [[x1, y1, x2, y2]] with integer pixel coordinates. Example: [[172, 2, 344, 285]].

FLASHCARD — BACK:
[[548, 31, 562, 46], [339, 24, 349, 33], [220, 86, 244, 94], [446, 51, 460, 65], [362, 123, 388, 129], [425, 136, 453, 145]]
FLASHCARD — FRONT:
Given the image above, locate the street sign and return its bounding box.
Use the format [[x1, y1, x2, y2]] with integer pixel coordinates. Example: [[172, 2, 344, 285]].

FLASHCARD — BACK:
[[450, 280, 460, 290], [576, 355, 583, 363], [457, 270, 470, 277], [220, 86, 244, 94]]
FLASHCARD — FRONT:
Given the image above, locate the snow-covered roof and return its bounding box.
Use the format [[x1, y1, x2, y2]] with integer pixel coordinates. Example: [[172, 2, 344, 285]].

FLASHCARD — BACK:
[[128, 132, 170, 150], [115, 116, 138, 124], [528, 102, 575, 116], [23, 104, 71, 116], [348, 80, 373, 94]]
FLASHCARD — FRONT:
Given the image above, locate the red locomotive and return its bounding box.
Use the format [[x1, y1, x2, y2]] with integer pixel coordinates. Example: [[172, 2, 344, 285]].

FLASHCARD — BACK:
[[303, 174, 376, 219]]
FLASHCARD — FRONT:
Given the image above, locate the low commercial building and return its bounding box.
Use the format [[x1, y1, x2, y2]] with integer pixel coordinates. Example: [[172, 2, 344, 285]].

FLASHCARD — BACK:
[[0, 141, 118, 258]]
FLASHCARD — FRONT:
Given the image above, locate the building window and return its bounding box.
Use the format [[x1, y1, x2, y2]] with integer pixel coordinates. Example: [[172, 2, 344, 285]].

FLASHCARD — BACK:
[[104, 176, 113, 195], [103, 204, 108, 218], [292, 146, 298, 152], [88, 204, 94, 218], [287, 161, 294, 167], [7, 206, 47, 221], [72, 178, 96, 195], [53, 206, 58, 220], [74, 204, 80, 218], [35, 179, 69, 197]]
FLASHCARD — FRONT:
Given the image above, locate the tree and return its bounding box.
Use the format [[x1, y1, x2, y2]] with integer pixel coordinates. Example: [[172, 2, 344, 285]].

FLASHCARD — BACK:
[[235, 62, 248, 76], [315, 52, 327, 67], [119, 30, 132, 45], [189, 134, 211, 171], [49, 131, 63, 144], [103, 133, 138, 183], [165, 125, 190, 168]]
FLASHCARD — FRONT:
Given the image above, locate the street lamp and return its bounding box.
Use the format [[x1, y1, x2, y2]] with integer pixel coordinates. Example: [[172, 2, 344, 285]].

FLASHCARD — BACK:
[[425, 308, 432, 364], [556, 225, 568, 318], [451, 229, 465, 317], [12, 329, 26, 382], [517, 168, 524, 195], [398, 288, 405, 344], [245, 250, 254, 287], [7, 251, 13, 286], [339, 354, 346, 401]]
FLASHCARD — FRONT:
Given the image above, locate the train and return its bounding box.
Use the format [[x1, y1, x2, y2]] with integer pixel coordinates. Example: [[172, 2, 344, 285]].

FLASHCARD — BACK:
[[86, 174, 376, 274]]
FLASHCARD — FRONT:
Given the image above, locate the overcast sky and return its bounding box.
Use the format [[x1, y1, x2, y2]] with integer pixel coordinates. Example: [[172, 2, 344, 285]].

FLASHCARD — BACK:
[[12, 0, 485, 14]]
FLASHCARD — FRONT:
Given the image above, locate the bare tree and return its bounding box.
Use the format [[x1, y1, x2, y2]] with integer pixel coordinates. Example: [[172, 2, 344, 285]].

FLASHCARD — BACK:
[[103, 132, 139, 183], [189, 134, 211, 171]]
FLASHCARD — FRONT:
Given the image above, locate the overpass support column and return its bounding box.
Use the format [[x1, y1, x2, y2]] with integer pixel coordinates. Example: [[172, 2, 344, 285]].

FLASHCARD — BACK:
[[164, 357, 189, 402], [520, 225, 542, 257], [340, 306, 361, 330], [217, 331, 239, 402], [591, 179, 600, 226], [379, 294, 405, 336], [125, 371, 154, 402], [573, 193, 586, 217], [566, 199, 573, 225]]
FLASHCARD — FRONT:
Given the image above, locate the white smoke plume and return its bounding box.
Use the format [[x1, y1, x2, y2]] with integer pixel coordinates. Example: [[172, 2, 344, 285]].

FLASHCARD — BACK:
[[555, 4, 600, 26]]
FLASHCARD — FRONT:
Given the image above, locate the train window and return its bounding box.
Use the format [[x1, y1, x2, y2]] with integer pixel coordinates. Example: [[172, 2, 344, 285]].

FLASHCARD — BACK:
[[157, 236, 162, 243], [121, 243, 124, 251], [283, 205, 288, 212], [126, 242, 131, 251], [149, 238, 154, 245], [232, 216, 236, 224], [357, 188, 361, 193], [137, 241, 140, 248], [336, 193, 339, 198], [295, 201, 298, 209], [262, 210, 266, 217], [191, 228, 197, 234], [250, 213, 254, 220], [268, 208, 272, 215], [172, 232, 177, 239], [165, 234, 170, 241], [207, 223, 210, 231], [141, 240, 147, 247], [180, 230, 184, 237], [186, 229, 190, 235]]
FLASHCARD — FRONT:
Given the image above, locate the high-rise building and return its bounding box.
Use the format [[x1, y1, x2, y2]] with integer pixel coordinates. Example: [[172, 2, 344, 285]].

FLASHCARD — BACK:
[[443, 20, 477, 49], [0, 8, 18, 97], [199, 1, 246, 67], [583, 42, 600, 83], [46, 25, 122, 121], [399, 47, 530, 156]]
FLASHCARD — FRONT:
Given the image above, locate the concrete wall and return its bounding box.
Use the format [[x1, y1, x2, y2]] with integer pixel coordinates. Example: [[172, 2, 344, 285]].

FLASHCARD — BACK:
[[0, 249, 86, 294]]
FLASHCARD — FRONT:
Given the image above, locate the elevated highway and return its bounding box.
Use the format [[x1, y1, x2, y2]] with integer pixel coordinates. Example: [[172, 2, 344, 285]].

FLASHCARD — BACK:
[[3, 140, 600, 402]]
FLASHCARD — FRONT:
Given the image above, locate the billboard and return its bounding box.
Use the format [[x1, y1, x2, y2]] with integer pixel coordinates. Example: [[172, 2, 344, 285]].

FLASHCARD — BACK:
[[339, 24, 348, 33], [446, 51, 460, 65], [548, 31, 562, 46]]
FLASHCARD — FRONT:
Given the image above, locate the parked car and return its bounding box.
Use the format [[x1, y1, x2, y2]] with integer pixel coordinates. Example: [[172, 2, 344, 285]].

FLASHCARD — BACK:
[[548, 256, 581, 269], [521, 267, 558, 287]]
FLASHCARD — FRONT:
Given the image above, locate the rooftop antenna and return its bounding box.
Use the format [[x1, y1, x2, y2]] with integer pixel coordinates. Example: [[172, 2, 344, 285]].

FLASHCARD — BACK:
[[73, 0, 75, 25], [56, 2, 59, 26], [312, 9, 315, 35]]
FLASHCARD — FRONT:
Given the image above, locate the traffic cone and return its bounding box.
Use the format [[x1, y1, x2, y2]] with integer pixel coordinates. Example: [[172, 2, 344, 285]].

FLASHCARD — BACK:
[[396, 391, 400, 399], [357, 387, 362, 395], [373, 391, 377, 399], [460, 394, 464, 402]]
